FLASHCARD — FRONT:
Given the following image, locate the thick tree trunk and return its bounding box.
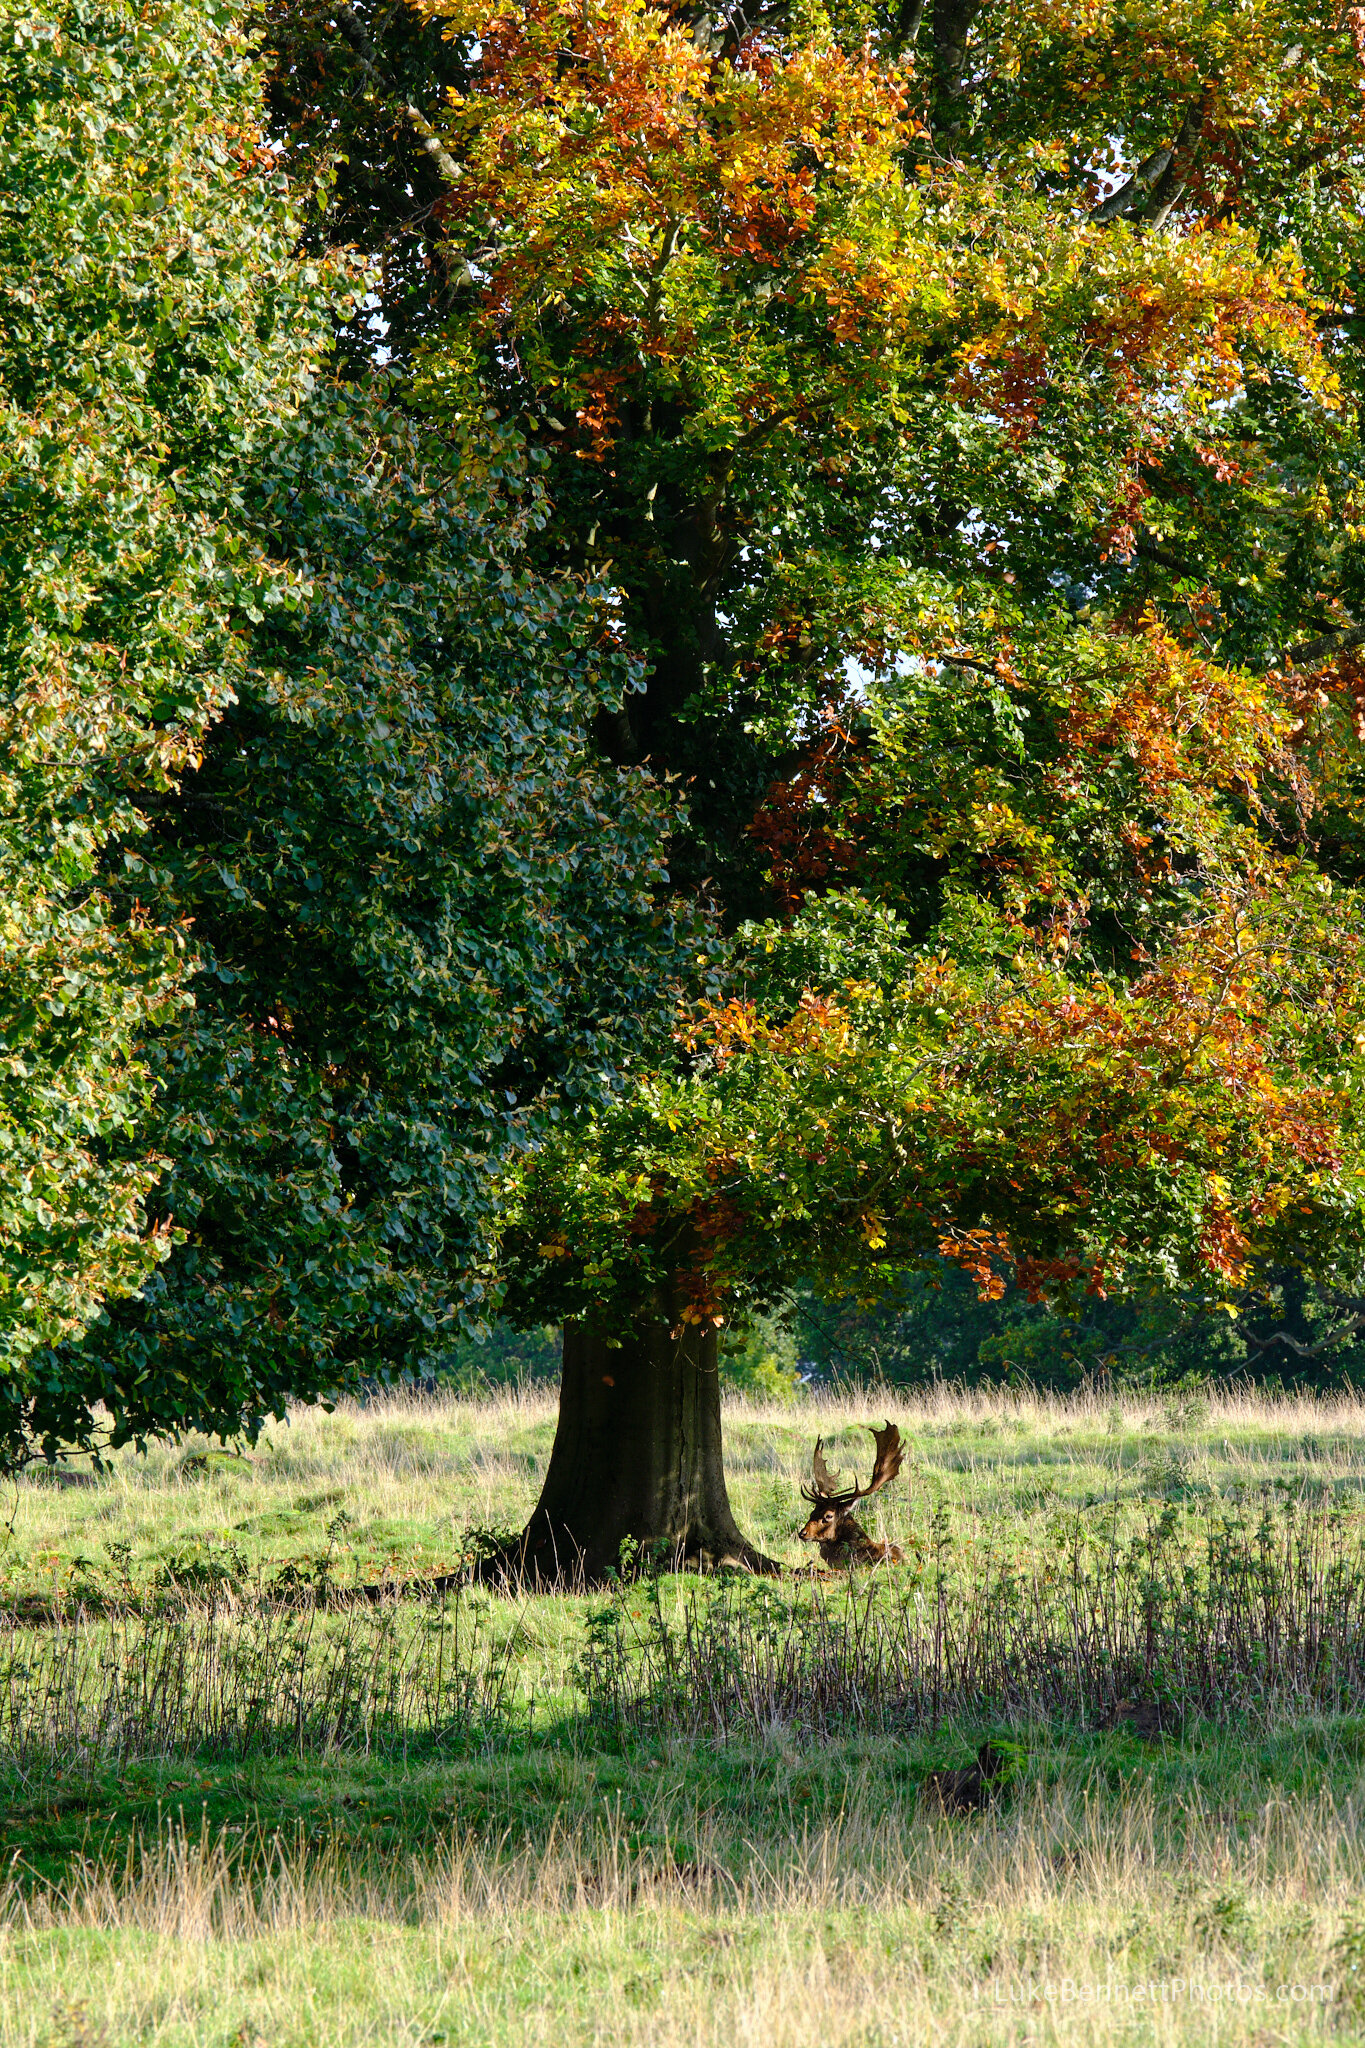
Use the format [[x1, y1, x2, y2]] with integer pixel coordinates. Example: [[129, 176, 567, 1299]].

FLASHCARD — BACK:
[[507, 1309, 779, 1585]]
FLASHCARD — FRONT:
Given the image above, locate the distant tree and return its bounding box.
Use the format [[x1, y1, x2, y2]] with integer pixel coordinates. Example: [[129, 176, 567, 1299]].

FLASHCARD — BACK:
[[784, 1262, 1246, 1392], [0, 0, 333, 1456], [436, 1321, 562, 1393]]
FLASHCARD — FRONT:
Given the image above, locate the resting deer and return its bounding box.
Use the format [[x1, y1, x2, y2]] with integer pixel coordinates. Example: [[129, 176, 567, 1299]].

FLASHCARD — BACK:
[[798, 1421, 904, 1567]]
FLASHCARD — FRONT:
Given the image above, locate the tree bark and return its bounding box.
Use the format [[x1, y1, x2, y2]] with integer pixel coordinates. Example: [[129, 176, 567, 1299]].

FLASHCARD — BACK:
[[929, 0, 985, 141], [506, 1308, 780, 1585]]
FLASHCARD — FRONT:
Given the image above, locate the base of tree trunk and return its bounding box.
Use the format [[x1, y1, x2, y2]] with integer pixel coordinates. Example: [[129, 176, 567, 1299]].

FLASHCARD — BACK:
[[488, 1311, 781, 1587]]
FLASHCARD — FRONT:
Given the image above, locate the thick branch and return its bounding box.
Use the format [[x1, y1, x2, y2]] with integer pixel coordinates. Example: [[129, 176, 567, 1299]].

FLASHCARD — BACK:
[[1134, 540, 1198, 576], [888, 0, 927, 55], [942, 651, 1009, 675], [1278, 622, 1365, 671], [1092, 142, 1179, 224], [1091, 97, 1206, 228], [930, 0, 985, 131], [1242, 1315, 1365, 1360], [1139, 98, 1207, 229], [333, 2, 460, 184]]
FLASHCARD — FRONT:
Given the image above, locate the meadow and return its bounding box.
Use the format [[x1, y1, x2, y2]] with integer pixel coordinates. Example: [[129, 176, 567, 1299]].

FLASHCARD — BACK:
[[6, 1382, 1365, 2043]]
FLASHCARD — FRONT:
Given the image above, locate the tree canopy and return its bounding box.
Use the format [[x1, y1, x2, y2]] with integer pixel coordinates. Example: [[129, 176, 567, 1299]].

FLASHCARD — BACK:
[[0, 0, 332, 1443], [3, 1, 689, 1467], [376, 0, 1365, 1353], [58, 392, 690, 1462], [419, 0, 1364, 888], [10, 0, 1365, 1515]]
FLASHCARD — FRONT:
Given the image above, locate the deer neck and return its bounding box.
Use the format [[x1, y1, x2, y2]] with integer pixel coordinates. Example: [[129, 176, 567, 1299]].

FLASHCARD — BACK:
[[819, 1508, 873, 1565]]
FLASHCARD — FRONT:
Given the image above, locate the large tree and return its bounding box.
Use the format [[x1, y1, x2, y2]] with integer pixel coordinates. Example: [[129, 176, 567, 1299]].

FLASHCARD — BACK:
[[0, 0, 333, 1460], [246, 0, 1365, 1576], [412, 0, 1365, 1578], [498, 867, 1365, 1572], [8, 1, 697, 1468]]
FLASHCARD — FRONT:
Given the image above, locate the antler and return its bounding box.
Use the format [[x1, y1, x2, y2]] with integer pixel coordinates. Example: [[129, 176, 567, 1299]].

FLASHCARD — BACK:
[[813, 1440, 843, 1494], [802, 1437, 846, 1505], [802, 1423, 902, 1506], [848, 1421, 903, 1504]]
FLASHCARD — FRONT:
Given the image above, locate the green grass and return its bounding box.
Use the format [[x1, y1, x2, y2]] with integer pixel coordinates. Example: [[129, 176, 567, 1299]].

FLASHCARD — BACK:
[[11, 1379, 1365, 1602], [7, 1383, 1365, 2042]]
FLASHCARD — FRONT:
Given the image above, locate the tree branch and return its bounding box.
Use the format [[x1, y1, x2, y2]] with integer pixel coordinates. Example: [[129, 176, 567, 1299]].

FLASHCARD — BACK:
[[888, 0, 927, 55], [1091, 96, 1207, 228], [1242, 1314, 1365, 1359], [1135, 539, 1197, 576], [332, 2, 460, 185], [942, 651, 1008, 675], [1140, 97, 1207, 229], [1092, 142, 1179, 224], [1278, 622, 1365, 671], [930, 0, 986, 133]]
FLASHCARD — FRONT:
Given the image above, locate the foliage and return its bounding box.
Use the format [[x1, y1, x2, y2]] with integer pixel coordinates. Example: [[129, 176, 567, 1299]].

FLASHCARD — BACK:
[[760, 614, 1300, 955], [435, 1321, 561, 1391], [14, 0, 1364, 1474], [503, 875, 1365, 1331], [718, 1307, 803, 1401], [0, 0, 334, 1424], [388, 0, 1365, 1357], [34, 390, 692, 1462], [261, 0, 469, 369], [793, 1258, 1365, 1394], [416, 0, 1365, 888], [789, 1263, 1247, 1391]]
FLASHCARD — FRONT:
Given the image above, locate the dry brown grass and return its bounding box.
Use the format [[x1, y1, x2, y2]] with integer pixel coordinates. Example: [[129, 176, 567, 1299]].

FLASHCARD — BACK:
[[1, 1774, 1358, 2045]]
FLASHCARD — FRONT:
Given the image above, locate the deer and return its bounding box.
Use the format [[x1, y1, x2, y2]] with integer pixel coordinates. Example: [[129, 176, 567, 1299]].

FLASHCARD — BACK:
[[798, 1421, 904, 1567]]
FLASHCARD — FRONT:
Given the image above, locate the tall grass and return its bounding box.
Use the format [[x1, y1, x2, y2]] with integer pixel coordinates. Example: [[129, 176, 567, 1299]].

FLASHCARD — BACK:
[[588, 1497, 1365, 1735], [7, 1493, 1365, 1773], [0, 1594, 529, 1773], [2, 1780, 1357, 2046], [7, 1386, 1365, 2043]]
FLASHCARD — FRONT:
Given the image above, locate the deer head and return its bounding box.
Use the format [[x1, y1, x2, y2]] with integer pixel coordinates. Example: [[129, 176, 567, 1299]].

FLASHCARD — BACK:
[[798, 1421, 903, 1553]]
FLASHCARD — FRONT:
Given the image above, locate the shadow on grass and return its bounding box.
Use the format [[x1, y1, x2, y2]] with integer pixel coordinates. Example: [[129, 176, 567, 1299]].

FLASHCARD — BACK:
[[8, 1695, 1365, 1906], [10, 1490, 1365, 1734]]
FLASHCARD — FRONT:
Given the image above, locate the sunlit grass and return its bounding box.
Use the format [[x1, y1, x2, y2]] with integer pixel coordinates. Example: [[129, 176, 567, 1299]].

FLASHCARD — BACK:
[[7, 1382, 1365, 2042], [1, 1762, 1361, 2044], [10, 1378, 1365, 1603]]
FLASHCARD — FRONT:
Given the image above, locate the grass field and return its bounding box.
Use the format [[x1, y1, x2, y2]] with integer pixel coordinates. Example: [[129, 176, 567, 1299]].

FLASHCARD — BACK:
[[7, 1382, 1365, 2043]]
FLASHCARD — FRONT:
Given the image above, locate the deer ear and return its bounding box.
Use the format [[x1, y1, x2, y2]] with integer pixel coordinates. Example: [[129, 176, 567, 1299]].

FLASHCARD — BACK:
[[811, 1438, 843, 1495]]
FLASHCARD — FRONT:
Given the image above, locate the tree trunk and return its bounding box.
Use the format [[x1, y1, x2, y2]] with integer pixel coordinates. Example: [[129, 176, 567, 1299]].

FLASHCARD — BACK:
[[507, 1309, 779, 1585]]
